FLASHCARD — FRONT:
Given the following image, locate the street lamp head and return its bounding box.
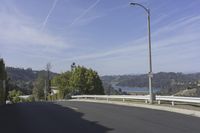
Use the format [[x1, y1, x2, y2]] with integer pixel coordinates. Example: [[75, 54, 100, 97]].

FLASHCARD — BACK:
[[130, 2, 149, 14], [130, 3, 136, 6]]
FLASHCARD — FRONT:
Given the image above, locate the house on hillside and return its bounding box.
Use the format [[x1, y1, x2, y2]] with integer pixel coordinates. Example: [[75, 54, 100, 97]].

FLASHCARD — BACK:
[[50, 86, 59, 95]]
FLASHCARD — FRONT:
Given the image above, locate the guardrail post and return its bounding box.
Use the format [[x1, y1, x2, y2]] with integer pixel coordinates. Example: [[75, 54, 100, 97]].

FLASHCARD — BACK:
[[172, 101, 175, 106], [158, 100, 161, 104], [145, 100, 148, 104], [123, 98, 125, 102]]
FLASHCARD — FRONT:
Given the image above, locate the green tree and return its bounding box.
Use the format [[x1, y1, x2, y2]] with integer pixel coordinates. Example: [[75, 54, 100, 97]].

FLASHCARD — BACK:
[[32, 72, 45, 101], [52, 65, 104, 99], [52, 71, 72, 99], [69, 66, 87, 94], [69, 66, 104, 95], [8, 90, 22, 103], [23, 95, 35, 102], [85, 68, 104, 94]]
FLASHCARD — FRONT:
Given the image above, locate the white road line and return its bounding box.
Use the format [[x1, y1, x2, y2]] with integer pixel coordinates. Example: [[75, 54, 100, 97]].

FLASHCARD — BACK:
[[67, 106, 78, 110]]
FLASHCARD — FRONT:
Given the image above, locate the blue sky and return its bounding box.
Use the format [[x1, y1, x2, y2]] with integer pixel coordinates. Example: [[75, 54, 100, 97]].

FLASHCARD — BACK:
[[0, 0, 200, 75]]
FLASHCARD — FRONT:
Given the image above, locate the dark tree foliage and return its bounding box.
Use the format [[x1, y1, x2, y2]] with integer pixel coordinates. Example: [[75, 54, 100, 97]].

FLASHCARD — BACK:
[[0, 59, 7, 104]]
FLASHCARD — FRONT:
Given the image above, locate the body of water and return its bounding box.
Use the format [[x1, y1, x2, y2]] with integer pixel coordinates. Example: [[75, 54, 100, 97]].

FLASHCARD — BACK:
[[112, 85, 160, 93]]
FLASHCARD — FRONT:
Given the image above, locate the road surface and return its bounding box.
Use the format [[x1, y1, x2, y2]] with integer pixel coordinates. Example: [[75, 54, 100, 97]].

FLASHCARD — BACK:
[[0, 101, 200, 133]]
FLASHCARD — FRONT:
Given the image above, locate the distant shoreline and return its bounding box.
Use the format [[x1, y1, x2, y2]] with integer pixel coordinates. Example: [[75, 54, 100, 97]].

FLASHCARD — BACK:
[[112, 84, 160, 93]]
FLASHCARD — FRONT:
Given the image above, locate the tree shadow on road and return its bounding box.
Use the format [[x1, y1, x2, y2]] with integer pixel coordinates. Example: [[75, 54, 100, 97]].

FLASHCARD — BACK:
[[0, 102, 113, 133]]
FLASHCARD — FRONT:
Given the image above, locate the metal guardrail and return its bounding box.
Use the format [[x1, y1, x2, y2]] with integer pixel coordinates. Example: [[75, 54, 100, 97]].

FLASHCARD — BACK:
[[72, 95, 150, 104], [156, 95, 200, 106], [72, 95, 200, 106]]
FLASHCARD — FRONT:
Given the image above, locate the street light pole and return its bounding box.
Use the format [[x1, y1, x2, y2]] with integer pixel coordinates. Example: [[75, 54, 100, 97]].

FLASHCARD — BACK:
[[130, 2, 154, 104]]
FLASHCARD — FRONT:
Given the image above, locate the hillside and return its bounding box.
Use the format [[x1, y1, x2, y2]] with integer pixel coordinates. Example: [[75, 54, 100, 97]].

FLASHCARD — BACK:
[[6, 68, 200, 96], [101, 72, 200, 95], [175, 88, 200, 97], [6, 67, 58, 94]]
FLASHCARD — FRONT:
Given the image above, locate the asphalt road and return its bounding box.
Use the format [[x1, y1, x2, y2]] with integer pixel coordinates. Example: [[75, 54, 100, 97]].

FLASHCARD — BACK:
[[0, 101, 200, 133]]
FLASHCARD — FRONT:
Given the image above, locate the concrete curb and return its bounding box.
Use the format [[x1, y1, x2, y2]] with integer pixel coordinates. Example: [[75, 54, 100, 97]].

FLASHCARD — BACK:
[[67, 99, 200, 118]]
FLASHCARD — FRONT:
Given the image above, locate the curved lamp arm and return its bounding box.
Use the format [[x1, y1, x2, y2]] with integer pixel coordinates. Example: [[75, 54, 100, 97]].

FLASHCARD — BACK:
[[130, 3, 150, 15]]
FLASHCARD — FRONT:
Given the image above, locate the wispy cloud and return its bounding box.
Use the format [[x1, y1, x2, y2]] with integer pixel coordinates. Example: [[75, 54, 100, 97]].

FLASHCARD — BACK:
[[52, 36, 147, 64], [1, 0, 200, 74], [0, 5, 69, 49], [55, 14, 200, 65], [68, 0, 101, 27], [41, 0, 58, 30]]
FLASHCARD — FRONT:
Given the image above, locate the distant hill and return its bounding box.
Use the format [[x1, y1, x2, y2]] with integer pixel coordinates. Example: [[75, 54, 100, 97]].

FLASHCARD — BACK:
[[7, 67, 36, 82], [101, 72, 200, 95], [6, 67, 200, 96], [6, 67, 58, 94], [175, 88, 200, 97]]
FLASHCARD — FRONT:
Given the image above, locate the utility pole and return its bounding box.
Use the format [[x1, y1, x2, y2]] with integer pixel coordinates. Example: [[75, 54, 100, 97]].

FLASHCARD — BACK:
[[44, 80, 47, 101], [3, 80, 6, 104], [46, 63, 51, 100], [147, 11, 154, 104]]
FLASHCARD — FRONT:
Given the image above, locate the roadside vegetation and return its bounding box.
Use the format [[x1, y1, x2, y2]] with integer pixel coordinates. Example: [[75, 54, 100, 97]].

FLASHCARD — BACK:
[[2, 56, 200, 104], [31, 63, 104, 101], [7, 90, 34, 103]]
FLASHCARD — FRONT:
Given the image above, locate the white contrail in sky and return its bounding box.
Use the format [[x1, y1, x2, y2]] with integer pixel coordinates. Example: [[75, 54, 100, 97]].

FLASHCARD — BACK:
[[69, 0, 101, 27], [41, 0, 58, 30]]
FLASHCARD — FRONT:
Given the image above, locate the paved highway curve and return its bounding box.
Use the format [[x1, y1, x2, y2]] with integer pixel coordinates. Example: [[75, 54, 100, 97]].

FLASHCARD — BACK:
[[0, 101, 200, 133]]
